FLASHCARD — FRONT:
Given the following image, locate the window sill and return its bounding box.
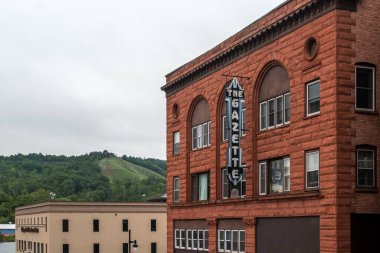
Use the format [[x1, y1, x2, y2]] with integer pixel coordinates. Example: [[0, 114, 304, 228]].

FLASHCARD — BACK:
[[257, 123, 290, 134], [355, 187, 378, 193], [355, 110, 378, 115], [303, 113, 320, 120], [255, 191, 321, 202], [191, 145, 211, 153]]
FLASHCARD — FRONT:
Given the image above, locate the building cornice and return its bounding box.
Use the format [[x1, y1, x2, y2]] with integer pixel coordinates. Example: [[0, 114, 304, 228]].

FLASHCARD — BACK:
[[161, 0, 357, 96]]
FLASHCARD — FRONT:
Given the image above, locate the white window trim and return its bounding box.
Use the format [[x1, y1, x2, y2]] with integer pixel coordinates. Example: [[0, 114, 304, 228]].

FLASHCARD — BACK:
[[203, 122, 209, 147], [259, 162, 267, 195], [225, 230, 232, 252], [187, 230, 192, 250], [267, 98, 276, 129], [259, 101, 267, 131], [222, 169, 229, 199], [231, 230, 239, 253], [198, 230, 204, 250], [192, 127, 198, 150], [192, 122, 211, 150], [180, 229, 186, 249], [175, 229, 180, 249], [241, 167, 247, 198], [173, 131, 180, 155], [306, 80, 320, 117], [222, 115, 228, 141], [276, 95, 284, 127], [284, 158, 291, 192], [306, 150, 320, 190], [239, 230, 245, 253], [218, 230, 225, 252], [241, 108, 247, 136], [357, 148, 376, 187], [284, 93, 291, 124], [192, 230, 198, 250], [173, 177, 180, 203], [204, 230, 209, 251], [355, 65, 376, 111]]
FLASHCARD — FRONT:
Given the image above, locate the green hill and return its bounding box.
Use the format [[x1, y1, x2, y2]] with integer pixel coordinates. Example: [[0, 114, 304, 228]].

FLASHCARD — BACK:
[[0, 151, 166, 224]]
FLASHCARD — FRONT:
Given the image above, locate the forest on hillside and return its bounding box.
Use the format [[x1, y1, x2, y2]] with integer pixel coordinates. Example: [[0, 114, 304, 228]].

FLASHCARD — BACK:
[[0, 151, 166, 223]]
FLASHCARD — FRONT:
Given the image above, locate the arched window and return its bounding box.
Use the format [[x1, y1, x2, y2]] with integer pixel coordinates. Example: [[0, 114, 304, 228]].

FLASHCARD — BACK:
[[259, 65, 290, 131], [191, 99, 211, 150]]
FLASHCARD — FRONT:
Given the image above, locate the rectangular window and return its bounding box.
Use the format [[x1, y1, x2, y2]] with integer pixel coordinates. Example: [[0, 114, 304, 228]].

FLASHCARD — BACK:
[[175, 229, 180, 249], [191, 172, 209, 202], [284, 158, 290, 192], [173, 131, 180, 155], [203, 122, 209, 147], [192, 127, 198, 150], [151, 243, 157, 253], [93, 219, 99, 232], [356, 66, 375, 111], [197, 125, 203, 148], [232, 230, 238, 252], [306, 80, 320, 116], [284, 93, 290, 124], [122, 219, 128, 232], [268, 99, 275, 128], [222, 168, 247, 199], [223, 115, 228, 141], [192, 230, 198, 250], [123, 243, 128, 253], [63, 244, 69, 253], [259, 162, 267, 195], [62, 219, 69, 232], [204, 230, 209, 251], [218, 230, 225, 251], [198, 230, 204, 250], [180, 229, 186, 249], [276, 95, 283, 126], [187, 230, 192, 250], [357, 148, 376, 187], [93, 243, 99, 253], [260, 102, 267, 131], [151, 219, 157, 232], [242, 108, 246, 136], [239, 231, 245, 253], [270, 159, 284, 193], [225, 230, 232, 251], [173, 176, 180, 203], [306, 150, 320, 189]]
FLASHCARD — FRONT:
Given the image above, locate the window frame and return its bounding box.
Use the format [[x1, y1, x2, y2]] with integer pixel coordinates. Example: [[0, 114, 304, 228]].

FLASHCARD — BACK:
[[356, 146, 377, 188], [174, 229, 180, 249], [173, 131, 180, 155], [276, 95, 284, 127], [191, 172, 210, 202], [192, 230, 198, 250], [173, 176, 180, 203], [187, 230, 193, 250], [259, 157, 290, 195], [122, 219, 128, 232], [259, 101, 267, 131], [284, 92, 291, 124], [204, 230, 209, 251], [305, 150, 320, 190], [221, 167, 247, 199], [267, 98, 275, 129], [306, 80, 321, 117], [259, 162, 267, 195], [198, 230, 204, 250], [180, 229, 186, 249], [192, 121, 211, 150], [355, 65, 376, 111]]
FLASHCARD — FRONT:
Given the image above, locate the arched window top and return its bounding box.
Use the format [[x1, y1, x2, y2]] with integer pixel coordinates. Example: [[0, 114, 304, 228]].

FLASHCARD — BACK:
[[192, 99, 210, 127], [259, 65, 290, 102]]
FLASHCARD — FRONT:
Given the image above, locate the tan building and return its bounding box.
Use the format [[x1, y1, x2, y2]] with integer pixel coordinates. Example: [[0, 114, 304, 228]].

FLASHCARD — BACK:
[[15, 202, 167, 253]]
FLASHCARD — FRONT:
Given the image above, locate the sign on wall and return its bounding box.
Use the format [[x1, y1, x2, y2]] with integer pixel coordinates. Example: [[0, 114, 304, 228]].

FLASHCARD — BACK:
[[225, 78, 244, 186]]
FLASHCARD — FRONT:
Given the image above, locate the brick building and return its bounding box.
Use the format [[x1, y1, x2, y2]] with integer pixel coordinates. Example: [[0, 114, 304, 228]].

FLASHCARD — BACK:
[[162, 0, 380, 253]]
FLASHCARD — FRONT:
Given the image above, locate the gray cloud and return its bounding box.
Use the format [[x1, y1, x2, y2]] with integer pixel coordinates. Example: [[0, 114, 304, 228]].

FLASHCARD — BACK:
[[0, 0, 284, 159]]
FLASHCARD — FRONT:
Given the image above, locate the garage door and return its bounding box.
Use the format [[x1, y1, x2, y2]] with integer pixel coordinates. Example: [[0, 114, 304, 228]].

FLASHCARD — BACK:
[[351, 213, 380, 253], [256, 216, 320, 253]]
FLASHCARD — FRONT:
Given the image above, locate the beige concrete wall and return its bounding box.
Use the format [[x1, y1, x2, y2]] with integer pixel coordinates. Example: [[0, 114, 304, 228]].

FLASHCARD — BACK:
[[15, 202, 167, 253]]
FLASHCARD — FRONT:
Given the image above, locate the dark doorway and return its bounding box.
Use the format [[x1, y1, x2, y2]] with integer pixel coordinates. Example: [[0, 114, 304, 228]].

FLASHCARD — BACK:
[[351, 213, 380, 253]]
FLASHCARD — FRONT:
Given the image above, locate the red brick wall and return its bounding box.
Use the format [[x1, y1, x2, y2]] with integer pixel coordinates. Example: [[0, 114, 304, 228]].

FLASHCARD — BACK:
[[165, 1, 380, 253]]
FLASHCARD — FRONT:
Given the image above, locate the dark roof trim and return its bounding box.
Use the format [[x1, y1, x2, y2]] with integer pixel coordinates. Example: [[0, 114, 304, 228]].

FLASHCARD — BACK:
[[161, 0, 357, 96]]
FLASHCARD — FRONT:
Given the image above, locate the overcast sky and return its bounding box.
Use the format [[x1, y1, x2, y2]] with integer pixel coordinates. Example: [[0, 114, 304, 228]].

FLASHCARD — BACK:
[[0, 0, 284, 159]]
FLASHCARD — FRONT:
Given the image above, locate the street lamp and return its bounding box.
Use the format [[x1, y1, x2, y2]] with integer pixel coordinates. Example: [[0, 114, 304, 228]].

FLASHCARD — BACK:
[[129, 229, 138, 252]]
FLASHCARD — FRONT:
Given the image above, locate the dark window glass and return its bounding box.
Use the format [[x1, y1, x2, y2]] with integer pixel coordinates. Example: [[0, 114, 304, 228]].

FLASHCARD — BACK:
[[173, 177, 180, 203], [356, 66, 375, 110], [122, 220, 129, 232], [268, 99, 275, 128], [151, 243, 157, 253], [222, 168, 246, 199], [307, 80, 320, 116], [123, 243, 129, 253], [63, 244, 69, 253], [93, 244, 99, 253], [284, 93, 290, 123], [93, 219, 99, 232], [276, 96, 283, 125], [62, 219, 69, 232], [151, 219, 157, 231]]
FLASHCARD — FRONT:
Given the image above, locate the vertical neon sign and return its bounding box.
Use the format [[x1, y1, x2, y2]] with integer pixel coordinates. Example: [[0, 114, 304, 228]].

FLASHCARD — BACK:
[[225, 78, 244, 186]]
